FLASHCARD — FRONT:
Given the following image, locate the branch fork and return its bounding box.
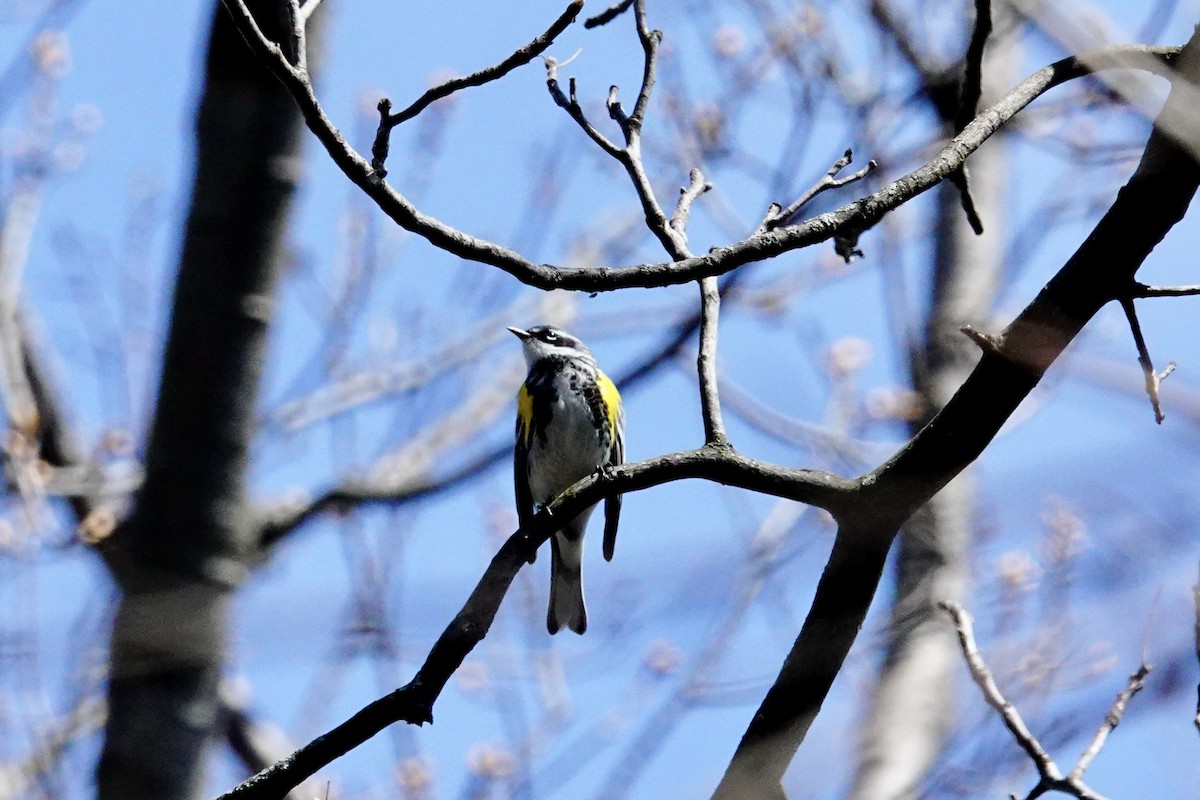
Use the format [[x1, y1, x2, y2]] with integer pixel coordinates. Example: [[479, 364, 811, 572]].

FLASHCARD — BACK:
[[940, 602, 1149, 800]]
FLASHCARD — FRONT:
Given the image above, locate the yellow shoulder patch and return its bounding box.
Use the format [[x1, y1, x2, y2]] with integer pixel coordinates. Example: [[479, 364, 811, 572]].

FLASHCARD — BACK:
[[516, 384, 534, 444], [597, 370, 622, 432]]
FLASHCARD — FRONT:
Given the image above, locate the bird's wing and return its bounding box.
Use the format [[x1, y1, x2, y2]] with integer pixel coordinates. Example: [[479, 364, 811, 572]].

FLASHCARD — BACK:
[[603, 394, 624, 562], [515, 384, 537, 562]]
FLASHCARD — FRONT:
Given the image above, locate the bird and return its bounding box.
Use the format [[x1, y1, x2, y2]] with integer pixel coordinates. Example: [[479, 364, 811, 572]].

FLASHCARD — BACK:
[[510, 324, 624, 634]]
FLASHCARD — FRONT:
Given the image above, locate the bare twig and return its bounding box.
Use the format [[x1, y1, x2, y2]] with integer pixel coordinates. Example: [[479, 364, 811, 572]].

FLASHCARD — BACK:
[[698, 276, 726, 446], [1119, 296, 1174, 423], [218, 1, 1184, 291], [950, 0, 993, 235], [217, 447, 854, 799], [762, 148, 878, 231], [670, 168, 711, 246], [1131, 281, 1200, 297], [942, 601, 1151, 800], [628, 0, 660, 132], [949, 169, 985, 235], [545, 69, 623, 157], [939, 602, 1062, 783], [584, 0, 633, 29], [1068, 664, 1150, 782], [284, 0, 306, 73], [956, 0, 994, 135], [369, 0, 584, 176], [392, 0, 582, 125]]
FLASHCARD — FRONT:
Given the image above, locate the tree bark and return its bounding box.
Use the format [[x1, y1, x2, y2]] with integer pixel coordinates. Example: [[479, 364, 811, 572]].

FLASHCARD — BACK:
[[96, 2, 311, 798], [713, 21, 1200, 798], [848, 17, 1015, 798]]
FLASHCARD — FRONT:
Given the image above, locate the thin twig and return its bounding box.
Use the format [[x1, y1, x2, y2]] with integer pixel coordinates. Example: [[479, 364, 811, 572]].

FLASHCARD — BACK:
[[682, 170, 723, 447], [762, 148, 878, 231], [369, 0, 584, 176], [939, 601, 1063, 783], [217, 2, 1184, 291], [698, 276, 727, 446], [950, 0, 993, 235], [370, 98, 392, 177], [670, 168, 712, 243], [584, 0, 633, 29], [218, 448, 854, 799], [950, 169, 985, 235], [392, 0, 582, 126], [279, 0, 306, 73], [1131, 281, 1200, 297], [956, 0, 993, 134], [1068, 663, 1150, 782], [545, 68, 622, 157], [942, 601, 1148, 800], [1119, 296, 1173, 423], [628, 0, 660, 132]]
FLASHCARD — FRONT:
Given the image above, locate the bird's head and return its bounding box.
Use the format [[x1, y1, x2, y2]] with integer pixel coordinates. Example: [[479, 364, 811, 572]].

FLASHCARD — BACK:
[[508, 324, 592, 367]]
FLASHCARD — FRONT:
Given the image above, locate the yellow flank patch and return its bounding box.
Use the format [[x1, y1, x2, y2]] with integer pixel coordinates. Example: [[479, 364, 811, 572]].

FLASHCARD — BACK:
[[517, 384, 534, 444], [597, 370, 622, 432]]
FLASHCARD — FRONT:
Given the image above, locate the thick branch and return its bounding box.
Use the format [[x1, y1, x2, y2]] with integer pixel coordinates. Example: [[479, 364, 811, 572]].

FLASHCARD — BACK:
[[219, 0, 1180, 289], [217, 446, 855, 798], [711, 28, 1200, 799]]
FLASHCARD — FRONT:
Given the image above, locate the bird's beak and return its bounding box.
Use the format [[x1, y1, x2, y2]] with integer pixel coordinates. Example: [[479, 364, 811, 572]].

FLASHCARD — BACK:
[[507, 326, 530, 339]]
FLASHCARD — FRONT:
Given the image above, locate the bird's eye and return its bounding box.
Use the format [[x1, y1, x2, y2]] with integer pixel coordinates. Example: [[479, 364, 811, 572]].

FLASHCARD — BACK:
[[543, 332, 558, 342]]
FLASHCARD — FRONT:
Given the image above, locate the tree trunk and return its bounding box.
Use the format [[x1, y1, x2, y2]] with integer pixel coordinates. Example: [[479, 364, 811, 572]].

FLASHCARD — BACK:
[[96, 2, 311, 797], [847, 17, 1015, 800]]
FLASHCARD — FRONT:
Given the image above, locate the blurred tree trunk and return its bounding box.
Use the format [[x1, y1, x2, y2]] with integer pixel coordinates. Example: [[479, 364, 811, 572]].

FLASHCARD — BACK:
[[847, 16, 1015, 800], [96, 2, 314, 798]]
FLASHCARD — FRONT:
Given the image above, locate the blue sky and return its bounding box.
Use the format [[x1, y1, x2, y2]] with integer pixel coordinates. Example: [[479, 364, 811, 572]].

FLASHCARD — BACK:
[[7, 0, 1200, 798]]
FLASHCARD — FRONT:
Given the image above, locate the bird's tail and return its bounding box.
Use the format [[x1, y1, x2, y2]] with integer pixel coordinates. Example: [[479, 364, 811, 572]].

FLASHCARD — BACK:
[[548, 532, 587, 634]]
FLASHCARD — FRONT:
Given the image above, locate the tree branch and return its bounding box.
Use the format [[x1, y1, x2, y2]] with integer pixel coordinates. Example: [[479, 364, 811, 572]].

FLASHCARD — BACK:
[[941, 602, 1150, 800], [697, 275, 726, 446], [219, 0, 1181, 290], [217, 446, 855, 799], [940, 602, 1062, 781], [584, 0, 633, 30], [256, 275, 744, 544], [762, 148, 877, 232], [1068, 664, 1149, 783], [1118, 296, 1174, 423], [370, 0, 584, 176], [710, 27, 1200, 799], [949, 0, 993, 235]]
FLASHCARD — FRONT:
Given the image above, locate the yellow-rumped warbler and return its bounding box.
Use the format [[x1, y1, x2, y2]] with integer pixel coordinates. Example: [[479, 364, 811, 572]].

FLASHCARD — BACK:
[[510, 324, 624, 634]]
